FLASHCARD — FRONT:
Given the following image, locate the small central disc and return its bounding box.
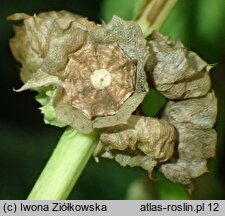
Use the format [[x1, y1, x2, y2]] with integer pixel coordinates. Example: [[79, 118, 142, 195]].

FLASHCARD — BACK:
[[90, 69, 112, 90]]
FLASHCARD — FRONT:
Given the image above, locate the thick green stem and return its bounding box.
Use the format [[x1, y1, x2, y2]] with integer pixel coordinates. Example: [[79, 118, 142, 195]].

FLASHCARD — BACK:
[[134, 0, 178, 36], [27, 127, 99, 200]]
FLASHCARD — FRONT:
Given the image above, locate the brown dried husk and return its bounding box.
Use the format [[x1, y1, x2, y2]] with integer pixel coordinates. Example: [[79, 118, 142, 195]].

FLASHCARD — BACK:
[[162, 92, 217, 129], [142, 32, 217, 185], [9, 11, 149, 133], [145, 31, 211, 99], [95, 115, 176, 174], [160, 92, 217, 185]]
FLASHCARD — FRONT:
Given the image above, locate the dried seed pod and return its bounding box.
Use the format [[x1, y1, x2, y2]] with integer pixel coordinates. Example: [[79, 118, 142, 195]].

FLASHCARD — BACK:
[[136, 117, 175, 162], [176, 125, 217, 160], [162, 92, 217, 129], [63, 42, 135, 119], [145, 31, 211, 99], [160, 92, 217, 185], [9, 11, 149, 133], [160, 159, 208, 185], [95, 115, 176, 166]]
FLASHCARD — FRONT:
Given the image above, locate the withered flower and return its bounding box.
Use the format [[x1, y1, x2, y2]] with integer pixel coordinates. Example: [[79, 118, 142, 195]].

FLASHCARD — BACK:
[[161, 92, 217, 185], [95, 115, 176, 174], [63, 43, 135, 119], [145, 31, 211, 99], [9, 11, 218, 187], [97, 33, 217, 186], [141, 32, 217, 185], [9, 11, 149, 133]]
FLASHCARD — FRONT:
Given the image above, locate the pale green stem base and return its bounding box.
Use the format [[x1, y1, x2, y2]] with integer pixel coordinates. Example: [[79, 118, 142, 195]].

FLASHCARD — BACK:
[[135, 0, 178, 36], [27, 127, 99, 200]]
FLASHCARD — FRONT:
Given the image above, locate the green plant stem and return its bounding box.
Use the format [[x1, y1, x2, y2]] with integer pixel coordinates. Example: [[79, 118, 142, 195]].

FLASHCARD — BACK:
[[134, 0, 178, 36], [27, 127, 99, 200]]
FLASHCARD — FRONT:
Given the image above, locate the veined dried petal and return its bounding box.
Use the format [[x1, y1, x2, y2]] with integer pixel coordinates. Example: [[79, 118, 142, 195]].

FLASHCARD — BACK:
[[136, 117, 175, 162], [15, 71, 62, 92], [114, 154, 157, 172], [145, 31, 211, 99], [96, 115, 176, 163], [160, 91, 217, 185], [9, 24, 43, 83], [176, 125, 217, 160], [162, 92, 217, 129], [160, 159, 208, 185], [9, 11, 93, 83]]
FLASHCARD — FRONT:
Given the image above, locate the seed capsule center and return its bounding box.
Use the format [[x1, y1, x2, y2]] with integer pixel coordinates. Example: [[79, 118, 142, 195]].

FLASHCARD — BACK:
[[90, 69, 112, 90]]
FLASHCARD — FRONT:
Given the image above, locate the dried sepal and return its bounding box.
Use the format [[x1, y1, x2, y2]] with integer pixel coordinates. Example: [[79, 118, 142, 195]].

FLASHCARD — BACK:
[[175, 126, 217, 160], [160, 92, 217, 185], [51, 89, 93, 133], [160, 159, 208, 185], [15, 71, 62, 92], [95, 115, 176, 173], [9, 12, 149, 132], [162, 92, 217, 129], [9, 24, 43, 83], [114, 154, 157, 172], [93, 92, 146, 128], [9, 11, 92, 83], [145, 31, 211, 99]]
